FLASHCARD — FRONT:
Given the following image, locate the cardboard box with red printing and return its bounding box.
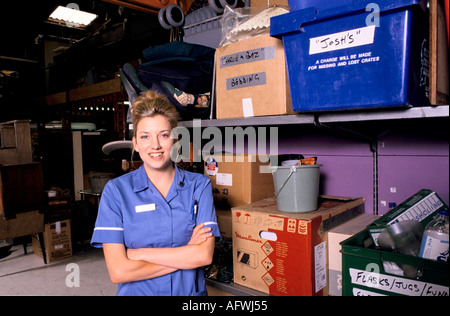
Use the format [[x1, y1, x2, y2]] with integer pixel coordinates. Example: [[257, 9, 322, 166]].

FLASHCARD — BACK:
[[232, 196, 365, 296]]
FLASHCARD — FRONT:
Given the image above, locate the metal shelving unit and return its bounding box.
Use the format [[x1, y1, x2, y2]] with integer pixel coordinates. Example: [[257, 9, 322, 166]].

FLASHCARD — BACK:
[[178, 105, 449, 127], [191, 105, 448, 295], [178, 105, 449, 216]]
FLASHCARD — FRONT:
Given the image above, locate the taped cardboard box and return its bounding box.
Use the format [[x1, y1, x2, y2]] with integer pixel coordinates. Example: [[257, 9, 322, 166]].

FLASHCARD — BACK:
[[204, 154, 274, 209], [216, 209, 233, 237], [32, 219, 72, 263], [232, 196, 365, 296], [250, 0, 289, 7], [327, 214, 380, 296], [215, 34, 293, 119]]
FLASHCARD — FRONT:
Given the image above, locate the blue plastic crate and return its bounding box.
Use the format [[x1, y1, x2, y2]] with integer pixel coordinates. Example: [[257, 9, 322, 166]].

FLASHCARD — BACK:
[[288, 0, 353, 12], [271, 0, 429, 112]]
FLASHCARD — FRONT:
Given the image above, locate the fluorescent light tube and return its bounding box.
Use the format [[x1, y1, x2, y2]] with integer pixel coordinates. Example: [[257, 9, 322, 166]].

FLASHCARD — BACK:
[[49, 6, 97, 26]]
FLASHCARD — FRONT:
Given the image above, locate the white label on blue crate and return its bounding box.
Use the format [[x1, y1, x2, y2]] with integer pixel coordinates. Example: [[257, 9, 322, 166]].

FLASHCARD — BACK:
[[349, 268, 449, 296], [220, 46, 276, 68], [226, 72, 267, 90], [309, 25, 376, 55]]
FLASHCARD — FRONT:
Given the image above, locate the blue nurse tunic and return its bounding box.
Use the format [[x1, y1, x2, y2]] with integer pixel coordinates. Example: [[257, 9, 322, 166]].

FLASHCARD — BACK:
[[91, 164, 220, 296]]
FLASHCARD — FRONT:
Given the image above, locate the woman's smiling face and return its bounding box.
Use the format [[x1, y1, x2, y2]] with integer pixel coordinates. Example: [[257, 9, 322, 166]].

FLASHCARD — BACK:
[[133, 114, 175, 173]]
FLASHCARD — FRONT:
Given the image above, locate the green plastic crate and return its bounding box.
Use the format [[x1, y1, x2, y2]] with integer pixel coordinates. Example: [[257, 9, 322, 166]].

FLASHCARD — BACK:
[[341, 230, 449, 296]]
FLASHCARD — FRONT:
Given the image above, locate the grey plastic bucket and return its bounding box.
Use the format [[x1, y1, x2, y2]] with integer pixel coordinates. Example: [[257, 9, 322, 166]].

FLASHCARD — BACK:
[[271, 164, 322, 213]]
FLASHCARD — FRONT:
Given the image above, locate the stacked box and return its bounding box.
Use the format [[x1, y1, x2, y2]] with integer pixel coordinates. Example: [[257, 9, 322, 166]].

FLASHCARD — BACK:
[[215, 34, 293, 119], [32, 220, 72, 263], [328, 214, 380, 296], [204, 154, 274, 209], [232, 196, 365, 296]]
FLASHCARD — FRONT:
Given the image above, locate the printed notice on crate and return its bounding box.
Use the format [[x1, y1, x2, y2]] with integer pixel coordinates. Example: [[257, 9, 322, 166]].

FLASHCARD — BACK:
[[349, 268, 449, 296], [309, 25, 376, 55]]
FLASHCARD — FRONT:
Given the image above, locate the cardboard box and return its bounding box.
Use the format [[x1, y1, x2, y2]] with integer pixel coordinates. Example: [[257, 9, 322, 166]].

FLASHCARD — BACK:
[[216, 209, 232, 237], [204, 154, 275, 209], [250, 0, 289, 7], [327, 214, 379, 296], [215, 34, 293, 119], [367, 189, 448, 247], [232, 196, 365, 296], [32, 219, 72, 263]]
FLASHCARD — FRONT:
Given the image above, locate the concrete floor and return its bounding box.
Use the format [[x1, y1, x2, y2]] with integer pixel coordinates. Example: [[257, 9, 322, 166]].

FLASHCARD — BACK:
[[0, 242, 233, 296], [0, 242, 117, 296]]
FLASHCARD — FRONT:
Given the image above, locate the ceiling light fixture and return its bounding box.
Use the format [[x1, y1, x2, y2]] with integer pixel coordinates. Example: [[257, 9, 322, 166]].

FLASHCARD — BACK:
[[49, 5, 97, 28]]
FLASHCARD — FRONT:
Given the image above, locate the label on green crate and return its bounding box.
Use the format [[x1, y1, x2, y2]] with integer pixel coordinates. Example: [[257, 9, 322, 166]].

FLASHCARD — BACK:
[[349, 268, 449, 296]]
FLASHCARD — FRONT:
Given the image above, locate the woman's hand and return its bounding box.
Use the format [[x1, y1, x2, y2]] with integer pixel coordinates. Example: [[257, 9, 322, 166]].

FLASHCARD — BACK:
[[188, 223, 213, 245]]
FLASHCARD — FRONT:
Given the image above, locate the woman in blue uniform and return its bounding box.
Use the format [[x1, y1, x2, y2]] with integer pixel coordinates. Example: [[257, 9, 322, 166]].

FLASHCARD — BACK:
[[91, 91, 220, 296]]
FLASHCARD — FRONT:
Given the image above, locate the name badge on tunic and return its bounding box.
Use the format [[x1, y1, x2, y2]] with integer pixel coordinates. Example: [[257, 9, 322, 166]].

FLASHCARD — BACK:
[[135, 203, 156, 213]]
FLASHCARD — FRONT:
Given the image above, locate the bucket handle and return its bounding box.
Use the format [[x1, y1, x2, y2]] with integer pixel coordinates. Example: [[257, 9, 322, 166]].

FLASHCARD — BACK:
[[274, 166, 297, 198]]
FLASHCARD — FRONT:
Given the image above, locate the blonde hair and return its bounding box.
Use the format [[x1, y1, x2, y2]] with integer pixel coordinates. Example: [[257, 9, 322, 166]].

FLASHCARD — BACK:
[[131, 90, 180, 137]]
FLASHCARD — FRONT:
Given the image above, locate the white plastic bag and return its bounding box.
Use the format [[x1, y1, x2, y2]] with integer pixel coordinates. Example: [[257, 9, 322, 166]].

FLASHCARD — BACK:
[[219, 5, 289, 47]]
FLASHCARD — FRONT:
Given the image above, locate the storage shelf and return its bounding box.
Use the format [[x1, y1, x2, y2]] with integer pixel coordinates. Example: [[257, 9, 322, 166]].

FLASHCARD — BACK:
[[178, 105, 449, 127]]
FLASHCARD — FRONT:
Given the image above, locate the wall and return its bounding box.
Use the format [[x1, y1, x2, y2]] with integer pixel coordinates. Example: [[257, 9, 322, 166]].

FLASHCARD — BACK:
[[377, 118, 449, 214], [277, 125, 375, 213]]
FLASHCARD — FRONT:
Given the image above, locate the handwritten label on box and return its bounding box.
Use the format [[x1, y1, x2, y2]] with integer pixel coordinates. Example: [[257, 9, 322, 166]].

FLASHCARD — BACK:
[[309, 25, 376, 55], [226, 72, 267, 90], [220, 46, 276, 68], [349, 267, 449, 296]]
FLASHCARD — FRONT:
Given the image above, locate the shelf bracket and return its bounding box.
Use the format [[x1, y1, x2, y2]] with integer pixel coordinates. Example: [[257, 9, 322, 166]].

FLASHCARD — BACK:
[[313, 114, 379, 215], [313, 114, 377, 152]]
